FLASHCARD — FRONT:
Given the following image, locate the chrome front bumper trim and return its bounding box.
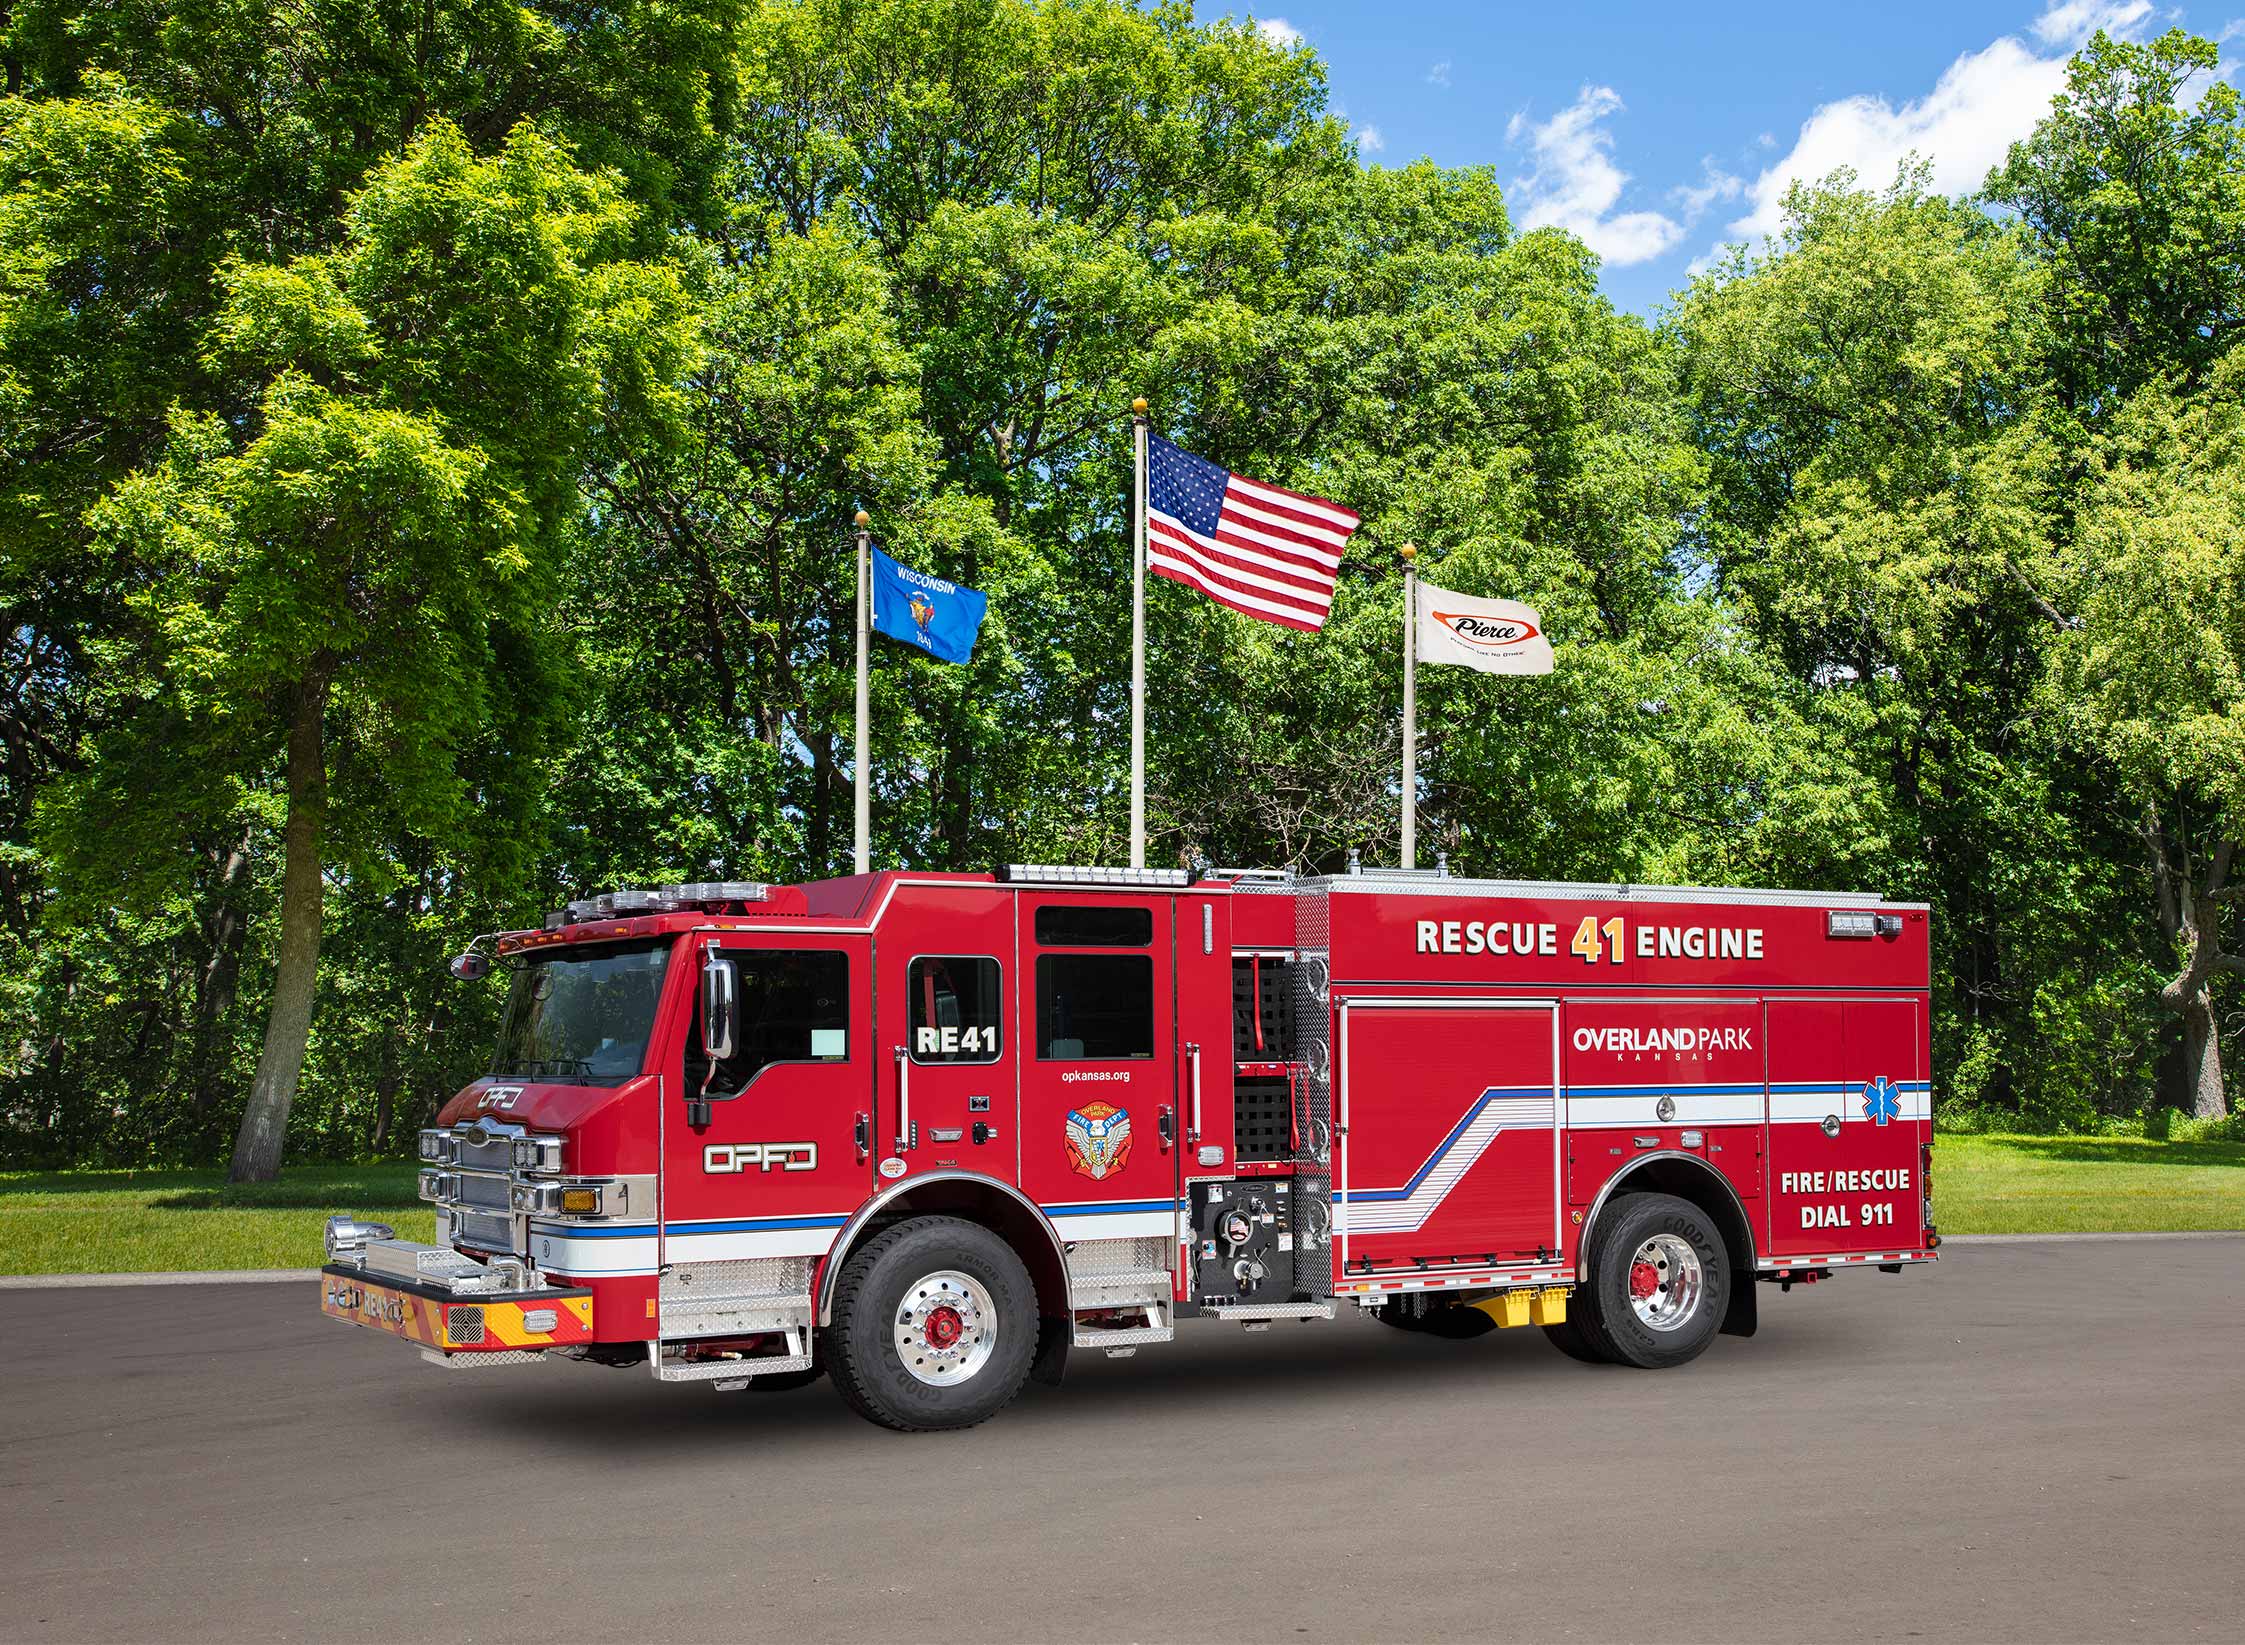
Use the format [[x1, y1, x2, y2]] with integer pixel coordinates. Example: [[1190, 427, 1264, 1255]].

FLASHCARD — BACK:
[[333, 1235, 535, 1296]]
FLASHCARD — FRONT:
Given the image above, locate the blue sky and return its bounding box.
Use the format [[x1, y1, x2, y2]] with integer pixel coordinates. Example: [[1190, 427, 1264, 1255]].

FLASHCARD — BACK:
[[1236, 1, 2243, 314]]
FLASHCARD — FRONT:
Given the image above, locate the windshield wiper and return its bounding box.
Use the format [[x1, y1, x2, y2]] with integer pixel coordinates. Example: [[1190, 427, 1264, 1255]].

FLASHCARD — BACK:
[[492, 1056, 594, 1079]]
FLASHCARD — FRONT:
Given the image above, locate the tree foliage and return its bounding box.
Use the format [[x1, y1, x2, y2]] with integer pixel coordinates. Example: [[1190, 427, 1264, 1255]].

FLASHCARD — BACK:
[[0, 7, 2238, 1168]]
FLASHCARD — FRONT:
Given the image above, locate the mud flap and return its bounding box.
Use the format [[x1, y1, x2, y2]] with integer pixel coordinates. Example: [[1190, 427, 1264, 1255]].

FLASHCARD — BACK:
[[1721, 1267, 1758, 1337], [1030, 1313, 1070, 1386]]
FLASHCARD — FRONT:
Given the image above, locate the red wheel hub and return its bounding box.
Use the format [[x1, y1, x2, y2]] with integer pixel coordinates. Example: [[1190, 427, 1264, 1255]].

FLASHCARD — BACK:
[[1629, 1260, 1661, 1301], [923, 1305, 964, 1349]]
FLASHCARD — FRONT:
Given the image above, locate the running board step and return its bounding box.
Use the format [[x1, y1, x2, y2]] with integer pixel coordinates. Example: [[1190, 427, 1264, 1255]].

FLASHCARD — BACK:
[[1068, 1268, 1176, 1308], [1073, 1324, 1175, 1351], [654, 1352, 813, 1384], [660, 1293, 814, 1339], [1205, 1301, 1333, 1322], [1073, 1300, 1173, 1353]]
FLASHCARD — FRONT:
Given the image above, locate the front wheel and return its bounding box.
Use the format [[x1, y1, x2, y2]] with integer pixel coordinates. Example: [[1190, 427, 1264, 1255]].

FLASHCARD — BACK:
[[823, 1216, 1037, 1431], [1575, 1193, 1729, 1370]]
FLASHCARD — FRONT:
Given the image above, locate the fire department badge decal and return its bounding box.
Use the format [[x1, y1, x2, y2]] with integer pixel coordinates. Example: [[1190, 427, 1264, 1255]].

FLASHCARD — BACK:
[[1064, 1102, 1133, 1180]]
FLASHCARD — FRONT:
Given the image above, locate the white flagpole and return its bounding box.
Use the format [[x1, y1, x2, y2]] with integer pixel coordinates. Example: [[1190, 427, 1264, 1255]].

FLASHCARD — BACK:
[[1400, 542, 1417, 870], [853, 509, 871, 875], [1130, 397, 1149, 869]]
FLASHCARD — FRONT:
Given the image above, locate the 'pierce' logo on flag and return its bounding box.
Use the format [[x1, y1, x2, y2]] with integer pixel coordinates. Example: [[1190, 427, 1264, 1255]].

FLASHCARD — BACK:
[[1416, 582, 1554, 675], [1146, 436, 1359, 631]]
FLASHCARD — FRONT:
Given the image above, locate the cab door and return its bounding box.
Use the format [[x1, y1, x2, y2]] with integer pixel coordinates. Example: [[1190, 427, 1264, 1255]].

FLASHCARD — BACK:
[[875, 930, 1018, 1190], [1014, 893, 1181, 1250], [659, 934, 873, 1287]]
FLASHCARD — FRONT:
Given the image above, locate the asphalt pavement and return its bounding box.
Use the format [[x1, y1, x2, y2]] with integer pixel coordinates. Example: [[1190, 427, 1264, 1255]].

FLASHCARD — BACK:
[[3, 1237, 2241, 1643]]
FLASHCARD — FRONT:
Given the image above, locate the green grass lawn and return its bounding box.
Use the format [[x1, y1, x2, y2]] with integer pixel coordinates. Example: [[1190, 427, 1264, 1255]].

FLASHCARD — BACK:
[[1932, 1133, 2245, 1235], [1, 1135, 2239, 1274], [0, 1164, 430, 1274]]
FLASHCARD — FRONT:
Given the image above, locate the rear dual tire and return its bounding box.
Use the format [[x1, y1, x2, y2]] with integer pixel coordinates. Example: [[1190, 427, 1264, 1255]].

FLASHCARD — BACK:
[[1554, 1191, 1729, 1369]]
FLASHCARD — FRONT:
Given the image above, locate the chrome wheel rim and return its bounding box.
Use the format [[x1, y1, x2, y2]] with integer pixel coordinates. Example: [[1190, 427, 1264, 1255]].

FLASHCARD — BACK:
[[893, 1269, 998, 1386], [1626, 1234, 1704, 1333]]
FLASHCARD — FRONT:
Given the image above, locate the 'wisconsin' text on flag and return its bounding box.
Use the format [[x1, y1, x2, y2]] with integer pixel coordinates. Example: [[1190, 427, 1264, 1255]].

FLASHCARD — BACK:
[[870, 545, 988, 665]]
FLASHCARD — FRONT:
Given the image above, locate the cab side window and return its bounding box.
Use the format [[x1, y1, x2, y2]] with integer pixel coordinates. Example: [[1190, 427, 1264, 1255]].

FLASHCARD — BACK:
[[1036, 953, 1154, 1059], [685, 949, 849, 1098], [909, 957, 1002, 1063]]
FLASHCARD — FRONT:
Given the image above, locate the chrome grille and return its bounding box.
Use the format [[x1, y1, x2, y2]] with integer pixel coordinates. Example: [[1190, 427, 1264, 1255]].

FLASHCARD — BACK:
[[453, 1210, 515, 1252], [452, 1173, 511, 1211], [454, 1130, 515, 1173], [446, 1306, 485, 1344]]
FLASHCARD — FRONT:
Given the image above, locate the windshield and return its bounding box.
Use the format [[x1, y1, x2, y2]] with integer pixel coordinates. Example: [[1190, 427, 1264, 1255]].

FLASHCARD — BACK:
[[490, 939, 672, 1086]]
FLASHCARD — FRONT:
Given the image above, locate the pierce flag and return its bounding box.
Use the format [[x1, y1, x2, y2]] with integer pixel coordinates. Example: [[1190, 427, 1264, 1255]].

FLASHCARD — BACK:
[[1415, 582, 1553, 675], [869, 545, 987, 665]]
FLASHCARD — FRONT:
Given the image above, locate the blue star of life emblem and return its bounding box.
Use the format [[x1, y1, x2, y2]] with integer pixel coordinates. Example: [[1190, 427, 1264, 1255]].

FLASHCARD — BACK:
[[1862, 1076, 1901, 1127]]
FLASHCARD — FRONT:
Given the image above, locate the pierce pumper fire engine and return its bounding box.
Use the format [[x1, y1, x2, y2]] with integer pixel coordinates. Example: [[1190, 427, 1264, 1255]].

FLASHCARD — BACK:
[[320, 863, 1936, 1431]]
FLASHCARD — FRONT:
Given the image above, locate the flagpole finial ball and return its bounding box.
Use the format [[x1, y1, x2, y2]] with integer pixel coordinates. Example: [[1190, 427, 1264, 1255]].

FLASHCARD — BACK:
[[1399, 542, 1417, 562], [1131, 397, 1148, 415], [853, 510, 869, 528]]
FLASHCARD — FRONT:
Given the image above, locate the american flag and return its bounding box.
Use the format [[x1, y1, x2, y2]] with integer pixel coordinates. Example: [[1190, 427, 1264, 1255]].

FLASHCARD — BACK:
[[1146, 435, 1360, 632]]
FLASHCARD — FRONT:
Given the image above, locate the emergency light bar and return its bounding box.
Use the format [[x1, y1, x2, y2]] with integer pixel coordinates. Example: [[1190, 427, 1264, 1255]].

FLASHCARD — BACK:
[[554, 881, 774, 925], [1827, 909, 1905, 939], [997, 863, 1198, 887]]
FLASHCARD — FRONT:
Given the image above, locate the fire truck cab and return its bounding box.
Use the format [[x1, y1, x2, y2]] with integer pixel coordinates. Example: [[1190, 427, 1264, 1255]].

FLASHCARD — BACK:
[[321, 863, 1934, 1431]]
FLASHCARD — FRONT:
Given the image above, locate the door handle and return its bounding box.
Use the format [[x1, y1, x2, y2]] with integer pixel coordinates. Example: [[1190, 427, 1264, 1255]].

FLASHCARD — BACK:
[[1186, 1041, 1203, 1143], [893, 1046, 913, 1152], [1157, 1105, 1175, 1151], [854, 1113, 870, 1162]]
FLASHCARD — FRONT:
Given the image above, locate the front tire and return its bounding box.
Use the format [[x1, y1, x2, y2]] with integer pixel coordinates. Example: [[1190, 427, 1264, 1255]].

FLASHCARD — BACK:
[[824, 1216, 1036, 1432], [1575, 1193, 1729, 1370]]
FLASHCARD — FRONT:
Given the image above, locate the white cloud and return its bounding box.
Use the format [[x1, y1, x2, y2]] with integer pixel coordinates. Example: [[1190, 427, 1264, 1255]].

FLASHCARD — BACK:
[[1505, 85, 1688, 266], [1428, 59, 1452, 88], [1356, 124, 1386, 152], [1255, 17, 1302, 49], [2032, 1, 2150, 46], [1672, 157, 1745, 217], [1716, 0, 2153, 251]]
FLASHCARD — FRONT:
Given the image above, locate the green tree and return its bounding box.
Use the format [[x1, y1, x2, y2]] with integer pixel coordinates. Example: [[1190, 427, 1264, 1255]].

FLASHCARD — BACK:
[[1674, 173, 2112, 1118], [50, 122, 684, 1178], [2049, 355, 2245, 1117], [1985, 27, 2245, 413]]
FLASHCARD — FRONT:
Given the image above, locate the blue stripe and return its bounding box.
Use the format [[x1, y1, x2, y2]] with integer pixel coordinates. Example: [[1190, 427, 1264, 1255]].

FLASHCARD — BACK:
[[1568, 1082, 1768, 1098], [1769, 1080, 1930, 1092], [529, 1221, 656, 1240], [666, 1214, 851, 1235], [1348, 1085, 1554, 1205], [1041, 1199, 1177, 1218]]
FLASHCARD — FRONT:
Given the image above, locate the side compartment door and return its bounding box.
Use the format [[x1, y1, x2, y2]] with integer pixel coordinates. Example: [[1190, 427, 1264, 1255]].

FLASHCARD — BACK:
[[659, 935, 872, 1328], [1337, 1001, 1560, 1272], [1766, 996, 1928, 1258], [1014, 894, 1181, 1257]]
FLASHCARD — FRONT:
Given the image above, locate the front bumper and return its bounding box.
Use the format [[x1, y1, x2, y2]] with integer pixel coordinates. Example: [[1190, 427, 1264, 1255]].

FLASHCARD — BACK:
[[320, 1240, 593, 1356]]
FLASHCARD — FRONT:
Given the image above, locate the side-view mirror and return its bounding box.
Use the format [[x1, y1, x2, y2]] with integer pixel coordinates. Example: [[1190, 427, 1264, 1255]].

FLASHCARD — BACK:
[[701, 951, 738, 1063], [447, 951, 490, 982]]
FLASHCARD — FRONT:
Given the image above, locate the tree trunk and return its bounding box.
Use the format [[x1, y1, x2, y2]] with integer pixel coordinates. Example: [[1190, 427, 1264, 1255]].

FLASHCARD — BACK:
[[371, 1022, 401, 1154], [2180, 986, 2226, 1121], [191, 832, 256, 1116], [228, 678, 328, 1183]]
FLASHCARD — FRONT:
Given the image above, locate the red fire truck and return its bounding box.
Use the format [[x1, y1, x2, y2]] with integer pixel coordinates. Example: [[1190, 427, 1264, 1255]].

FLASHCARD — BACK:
[[320, 863, 1935, 1430]]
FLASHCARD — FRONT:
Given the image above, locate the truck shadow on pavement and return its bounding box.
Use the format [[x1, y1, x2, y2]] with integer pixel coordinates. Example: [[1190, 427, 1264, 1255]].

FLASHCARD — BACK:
[[448, 1304, 1892, 1457]]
